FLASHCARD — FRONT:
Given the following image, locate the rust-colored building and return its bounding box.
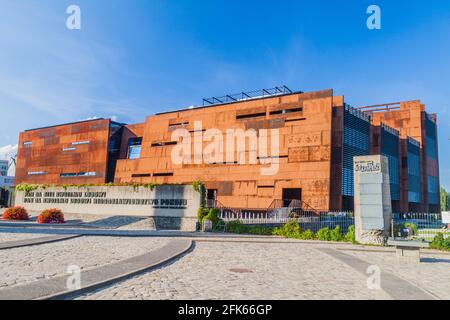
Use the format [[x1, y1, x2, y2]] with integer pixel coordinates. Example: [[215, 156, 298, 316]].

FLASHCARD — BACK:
[[16, 118, 124, 185], [15, 87, 440, 213]]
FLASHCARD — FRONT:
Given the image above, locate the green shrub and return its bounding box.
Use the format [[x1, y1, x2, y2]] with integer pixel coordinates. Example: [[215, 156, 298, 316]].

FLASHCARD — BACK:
[[330, 226, 343, 242], [247, 226, 274, 236], [404, 223, 418, 235], [316, 227, 332, 241], [273, 220, 302, 238], [15, 184, 40, 193], [430, 233, 450, 251], [204, 208, 221, 228], [299, 229, 315, 240], [197, 207, 209, 223], [224, 221, 358, 245], [192, 181, 206, 206], [345, 225, 357, 244], [226, 220, 246, 234]]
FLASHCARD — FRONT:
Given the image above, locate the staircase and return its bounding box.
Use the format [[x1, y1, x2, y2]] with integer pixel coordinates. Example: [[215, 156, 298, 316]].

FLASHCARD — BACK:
[[207, 199, 320, 222]]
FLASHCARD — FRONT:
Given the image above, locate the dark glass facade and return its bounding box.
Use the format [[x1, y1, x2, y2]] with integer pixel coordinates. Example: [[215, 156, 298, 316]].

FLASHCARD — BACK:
[[342, 106, 371, 197], [407, 138, 421, 203], [380, 124, 400, 201], [107, 122, 125, 183], [425, 115, 439, 205]]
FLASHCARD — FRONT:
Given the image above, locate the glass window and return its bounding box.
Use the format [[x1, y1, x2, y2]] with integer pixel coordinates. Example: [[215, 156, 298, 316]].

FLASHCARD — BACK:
[[128, 137, 142, 159], [128, 146, 142, 159], [60, 172, 96, 178], [72, 141, 90, 146]]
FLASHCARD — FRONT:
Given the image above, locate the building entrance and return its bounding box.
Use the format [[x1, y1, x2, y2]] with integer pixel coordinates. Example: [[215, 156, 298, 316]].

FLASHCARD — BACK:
[[282, 188, 302, 207]]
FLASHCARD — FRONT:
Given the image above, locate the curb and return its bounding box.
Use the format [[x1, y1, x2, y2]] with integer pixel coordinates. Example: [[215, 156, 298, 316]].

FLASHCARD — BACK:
[[0, 235, 82, 250], [40, 239, 194, 300]]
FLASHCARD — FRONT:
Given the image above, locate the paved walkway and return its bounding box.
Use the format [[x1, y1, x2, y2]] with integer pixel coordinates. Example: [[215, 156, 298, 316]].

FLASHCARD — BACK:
[[0, 236, 171, 289], [318, 248, 437, 300], [341, 248, 450, 300], [77, 242, 390, 300], [77, 241, 450, 300], [0, 229, 449, 300], [0, 238, 192, 300]]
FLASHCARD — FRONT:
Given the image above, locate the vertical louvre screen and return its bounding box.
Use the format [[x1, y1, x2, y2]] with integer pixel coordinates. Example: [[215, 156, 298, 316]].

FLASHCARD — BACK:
[[407, 139, 421, 203], [381, 126, 400, 201], [425, 115, 439, 204], [342, 107, 371, 196]]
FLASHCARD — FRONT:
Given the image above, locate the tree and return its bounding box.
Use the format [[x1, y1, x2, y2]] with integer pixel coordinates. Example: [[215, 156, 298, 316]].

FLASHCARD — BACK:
[[441, 187, 449, 211]]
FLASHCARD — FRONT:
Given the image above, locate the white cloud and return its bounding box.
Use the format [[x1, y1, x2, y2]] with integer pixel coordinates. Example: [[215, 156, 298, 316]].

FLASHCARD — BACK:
[[0, 144, 18, 176], [83, 115, 119, 122], [84, 116, 100, 121]]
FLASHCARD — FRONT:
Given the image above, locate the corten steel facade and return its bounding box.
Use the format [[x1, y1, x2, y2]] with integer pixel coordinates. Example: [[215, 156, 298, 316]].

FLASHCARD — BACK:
[[16, 118, 124, 185], [361, 101, 441, 213], [15, 89, 440, 213]]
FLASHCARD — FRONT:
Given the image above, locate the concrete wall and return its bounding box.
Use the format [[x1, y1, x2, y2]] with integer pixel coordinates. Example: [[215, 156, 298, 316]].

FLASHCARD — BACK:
[[354, 155, 392, 245], [15, 185, 201, 226]]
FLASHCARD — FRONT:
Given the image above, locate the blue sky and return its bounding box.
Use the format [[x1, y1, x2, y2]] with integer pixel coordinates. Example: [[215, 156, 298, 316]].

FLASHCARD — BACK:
[[0, 0, 449, 187]]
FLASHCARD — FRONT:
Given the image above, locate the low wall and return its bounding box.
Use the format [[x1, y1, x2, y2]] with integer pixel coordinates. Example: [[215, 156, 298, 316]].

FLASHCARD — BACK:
[[15, 185, 201, 231]]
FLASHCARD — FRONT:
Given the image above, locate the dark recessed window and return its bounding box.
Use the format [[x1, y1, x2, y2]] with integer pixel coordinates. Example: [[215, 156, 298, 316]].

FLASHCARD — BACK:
[[168, 122, 189, 130], [269, 107, 303, 116], [151, 141, 178, 147], [285, 118, 306, 123], [258, 155, 288, 160], [60, 173, 77, 178], [269, 110, 284, 115], [131, 173, 152, 178], [236, 112, 266, 120], [153, 172, 174, 177], [285, 107, 303, 114]]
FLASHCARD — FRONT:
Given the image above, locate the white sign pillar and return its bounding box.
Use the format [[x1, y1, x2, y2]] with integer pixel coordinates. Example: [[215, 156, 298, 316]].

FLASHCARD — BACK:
[[354, 155, 392, 245]]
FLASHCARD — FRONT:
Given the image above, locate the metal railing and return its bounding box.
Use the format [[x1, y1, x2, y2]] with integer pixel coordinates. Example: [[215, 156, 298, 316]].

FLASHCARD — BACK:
[[202, 86, 295, 107], [220, 211, 354, 234], [208, 199, 354, 234], [207, 199, 448, 240], [393, 212, 448, 241]]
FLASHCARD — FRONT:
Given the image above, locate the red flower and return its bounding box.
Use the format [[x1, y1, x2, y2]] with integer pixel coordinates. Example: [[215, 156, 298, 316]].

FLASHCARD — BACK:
[[37, 209, 65, 224], [2, 207, 30, 221]]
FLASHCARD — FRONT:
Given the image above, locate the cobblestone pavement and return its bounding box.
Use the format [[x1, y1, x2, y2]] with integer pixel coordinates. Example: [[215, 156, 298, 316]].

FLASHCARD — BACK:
[[343, 249, 450, 300], [0, 235, 169, 289], [1, 231, 448, 300], [0, 232, 51, 243], [78, 242, 396, 300]]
